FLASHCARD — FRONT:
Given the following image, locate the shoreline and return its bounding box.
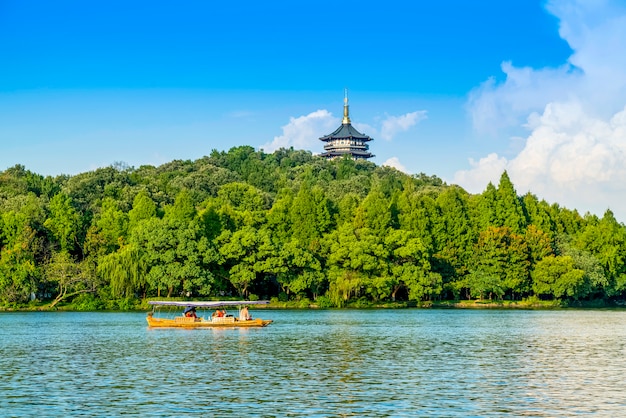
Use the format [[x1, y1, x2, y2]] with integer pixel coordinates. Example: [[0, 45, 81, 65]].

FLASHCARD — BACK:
[[2, 298, 624, 312]]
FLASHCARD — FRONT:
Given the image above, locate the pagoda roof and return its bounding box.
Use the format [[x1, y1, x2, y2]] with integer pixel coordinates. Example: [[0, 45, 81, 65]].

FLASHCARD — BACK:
[[320, 149, 375, 158], [319, 123, 373, 142]]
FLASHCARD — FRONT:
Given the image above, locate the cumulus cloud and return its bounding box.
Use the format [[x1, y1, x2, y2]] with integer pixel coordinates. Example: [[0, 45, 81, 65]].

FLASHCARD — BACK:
[[458, 0, 626, 221], [467, 63, 578, 135], [454, 153, 508, 193], [382, 157, 410, 173], [261, 110, 338, 153], [380, 111, 427, 141]]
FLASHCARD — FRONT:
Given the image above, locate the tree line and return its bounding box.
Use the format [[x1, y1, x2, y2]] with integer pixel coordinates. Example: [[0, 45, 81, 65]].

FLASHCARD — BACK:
[[1, 146, 625, 309]]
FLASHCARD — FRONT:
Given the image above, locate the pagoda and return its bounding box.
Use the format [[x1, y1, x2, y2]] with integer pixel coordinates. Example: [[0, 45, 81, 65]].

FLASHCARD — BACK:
[[319, 91, 374, 160]]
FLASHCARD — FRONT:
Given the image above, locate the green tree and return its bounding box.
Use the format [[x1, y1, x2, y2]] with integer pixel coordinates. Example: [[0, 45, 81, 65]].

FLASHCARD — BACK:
[[324, 224, 387, 305], [532, 255, 586, 299], [0, 244, 38, 303], [435, 186, 474, 287], [495, 171, 526, 233], [268, 238, 325, 299], [130, 191, 219, 297], [218, 226, 275, 297], [522, 193, 554, 235], [291, 183, 332, 242], [469, 226, 530, 299], [97, 243, 148, 298], [44, 251, 99, 308], [128, 191, 157, 229], [473, 182, 498, 231], [384, 229, 441, 301], [94, 197, 128, 252], [44, 193, 82, 254], [0, 194, 47, 303], [575, 210, 626, 297]]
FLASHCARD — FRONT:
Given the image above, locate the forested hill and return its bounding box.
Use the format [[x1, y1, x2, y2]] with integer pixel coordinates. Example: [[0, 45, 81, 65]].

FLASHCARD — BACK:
[[1, 146, 625, 309]]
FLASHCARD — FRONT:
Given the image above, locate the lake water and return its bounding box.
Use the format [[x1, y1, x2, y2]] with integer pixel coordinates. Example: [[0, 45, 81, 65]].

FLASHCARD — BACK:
[[1, 309, 625, 417]]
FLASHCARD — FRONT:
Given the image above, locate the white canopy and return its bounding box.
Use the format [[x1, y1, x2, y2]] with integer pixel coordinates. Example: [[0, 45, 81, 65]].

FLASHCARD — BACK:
[[148, 300, 269, 308]]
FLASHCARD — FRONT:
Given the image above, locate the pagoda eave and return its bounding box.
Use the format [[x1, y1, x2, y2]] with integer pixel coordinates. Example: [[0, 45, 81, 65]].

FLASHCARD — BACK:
[[320, 136, 373, 142], [320, 151, 375, 159]]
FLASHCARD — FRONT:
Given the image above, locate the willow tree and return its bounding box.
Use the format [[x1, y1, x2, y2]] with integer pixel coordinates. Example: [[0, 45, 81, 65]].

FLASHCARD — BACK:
[[97, 244, 148, 298]]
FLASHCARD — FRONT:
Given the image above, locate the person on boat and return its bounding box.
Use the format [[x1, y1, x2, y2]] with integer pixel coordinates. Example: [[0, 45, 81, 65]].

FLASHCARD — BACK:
[[239, 306, 251, 321], [184, 306, 197, 318], [213, 309, 225, 318]]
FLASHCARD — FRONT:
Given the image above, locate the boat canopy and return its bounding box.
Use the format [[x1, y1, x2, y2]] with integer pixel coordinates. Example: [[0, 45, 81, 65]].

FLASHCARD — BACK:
[[149, 300, 269, 308]]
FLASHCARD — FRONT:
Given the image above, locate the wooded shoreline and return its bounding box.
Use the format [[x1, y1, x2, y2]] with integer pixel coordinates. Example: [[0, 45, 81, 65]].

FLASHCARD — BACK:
[[3, 298, 623, 312], [2, 147, 625, 309]]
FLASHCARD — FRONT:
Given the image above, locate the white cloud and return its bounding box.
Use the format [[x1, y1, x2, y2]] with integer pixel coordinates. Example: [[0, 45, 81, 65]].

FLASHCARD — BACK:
[[467, 63, 578, 135], [458, 0, 626, 221], [382, 157, 410, 173], [380, 111, 427, 141], [260, 110, 338, 153], [456, 104, 626, 217], [453, 153, 508, 193]]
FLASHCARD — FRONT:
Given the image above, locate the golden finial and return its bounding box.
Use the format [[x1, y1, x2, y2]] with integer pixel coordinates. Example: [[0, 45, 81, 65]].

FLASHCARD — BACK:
[[342, 88, 351, 124]]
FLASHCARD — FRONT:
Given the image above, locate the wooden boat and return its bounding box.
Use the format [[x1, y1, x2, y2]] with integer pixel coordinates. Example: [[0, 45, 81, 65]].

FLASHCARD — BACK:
[[146, 300, 273, 328]]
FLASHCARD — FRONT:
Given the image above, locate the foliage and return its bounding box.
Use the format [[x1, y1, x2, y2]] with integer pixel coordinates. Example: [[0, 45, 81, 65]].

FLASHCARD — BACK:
[[1, 147, 625, 309]]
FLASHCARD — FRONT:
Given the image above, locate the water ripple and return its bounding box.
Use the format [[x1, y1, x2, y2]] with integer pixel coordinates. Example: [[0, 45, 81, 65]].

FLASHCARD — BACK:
[[1, 309, 626, 416]]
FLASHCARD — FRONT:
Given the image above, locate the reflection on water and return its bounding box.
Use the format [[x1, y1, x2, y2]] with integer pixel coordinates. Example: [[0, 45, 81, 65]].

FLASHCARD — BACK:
[[1, 309, 626, 416]]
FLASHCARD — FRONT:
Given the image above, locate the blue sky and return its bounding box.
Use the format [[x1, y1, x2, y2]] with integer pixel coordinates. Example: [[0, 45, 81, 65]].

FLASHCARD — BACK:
[[2, 0, 626, 222]]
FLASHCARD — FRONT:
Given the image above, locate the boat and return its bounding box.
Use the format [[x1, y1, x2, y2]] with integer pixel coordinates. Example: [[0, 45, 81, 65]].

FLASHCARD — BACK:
[[146, 300, 273, 328]]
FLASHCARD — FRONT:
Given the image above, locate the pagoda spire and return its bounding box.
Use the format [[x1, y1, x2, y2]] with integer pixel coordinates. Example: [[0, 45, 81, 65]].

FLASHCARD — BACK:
[[342, 88, 351, 125], [319, 90, 374, 160]]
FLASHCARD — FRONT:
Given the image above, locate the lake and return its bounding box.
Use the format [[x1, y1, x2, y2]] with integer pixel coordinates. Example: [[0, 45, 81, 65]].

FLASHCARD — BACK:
[[1, 309, 625, 417]]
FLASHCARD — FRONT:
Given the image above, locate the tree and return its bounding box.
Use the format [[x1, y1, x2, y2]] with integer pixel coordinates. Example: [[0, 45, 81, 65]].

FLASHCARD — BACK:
[[94, 197, 128, 252], [97, 243, 148, 298], [360, 186, 392, 235], [128, 191, 157, 229], [495, 171, 526, 234], [44, 251, 99, 308], [218, 226, 274, 297], [525, 225, 553, 266], [271, 239, 325, 299], [435, 186, 474, 281], [324, 224, 387, 305], [522, 193, 554, 235], [44, 193, 82, 254], [473, 182, 498, 231], [575, 210, 626, 297], [290, 183, 332, 242], [384, 229, 440, 302], [0, 195, 47, 303], [130, 191, 219, 298], [532, 255, 586, 299], [469, 226, 530, 299], [0, 245, 38, 304]]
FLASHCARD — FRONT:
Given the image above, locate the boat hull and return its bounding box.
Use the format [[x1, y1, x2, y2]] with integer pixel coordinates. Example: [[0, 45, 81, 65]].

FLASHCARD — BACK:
[[146, 315, 272, 328]]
